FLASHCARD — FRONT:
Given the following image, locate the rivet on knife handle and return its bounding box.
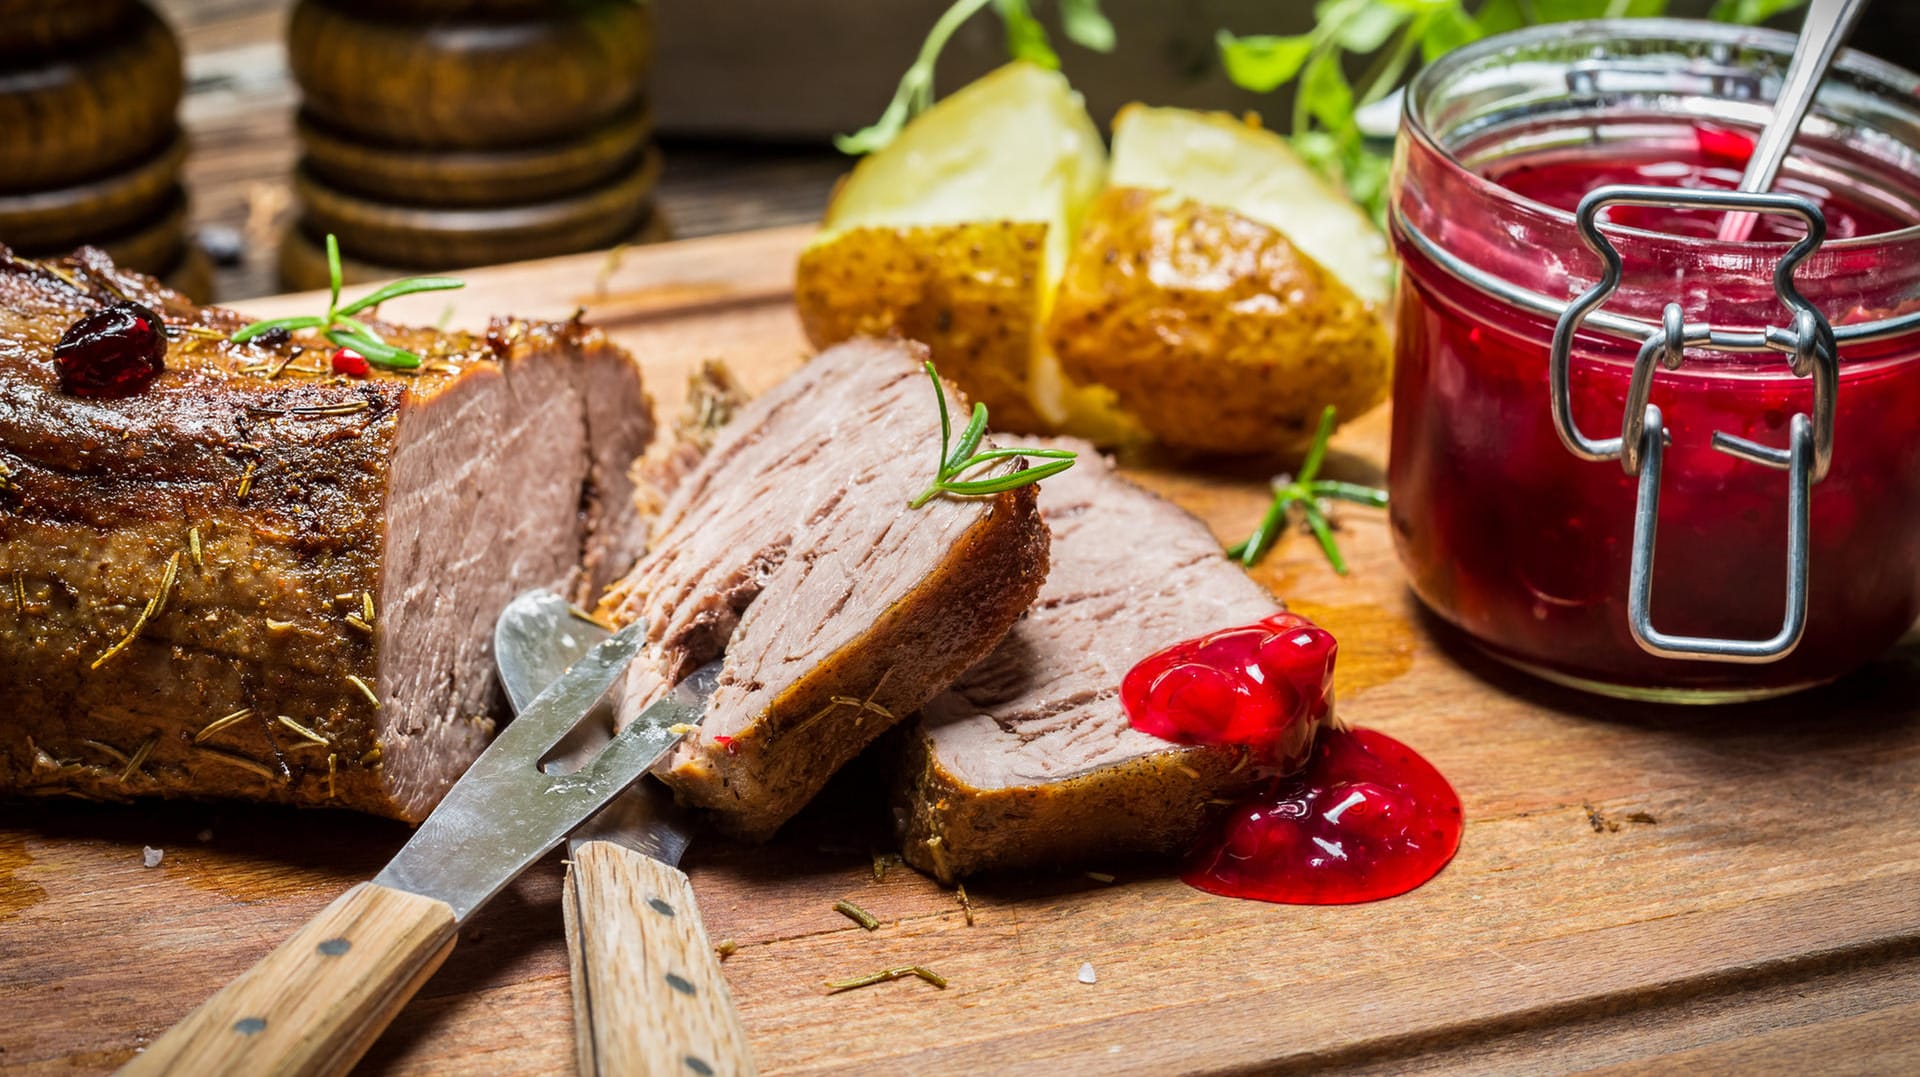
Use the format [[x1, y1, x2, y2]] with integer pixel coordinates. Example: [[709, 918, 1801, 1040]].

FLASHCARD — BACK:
[[118, 882, 457, 1077], [563, 841, 757, 1076]]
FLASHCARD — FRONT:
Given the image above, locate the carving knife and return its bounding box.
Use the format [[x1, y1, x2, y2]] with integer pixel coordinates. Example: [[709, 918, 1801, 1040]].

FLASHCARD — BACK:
[[121, 616, 699, 1077], [493, 588, 755, 1077]]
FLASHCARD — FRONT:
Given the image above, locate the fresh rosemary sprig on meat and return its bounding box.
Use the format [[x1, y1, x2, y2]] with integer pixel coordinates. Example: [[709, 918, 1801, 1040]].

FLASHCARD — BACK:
[[1227, 406, 1386, 575], [228, 234, 463, 370], [909, 360, 1075, 509]]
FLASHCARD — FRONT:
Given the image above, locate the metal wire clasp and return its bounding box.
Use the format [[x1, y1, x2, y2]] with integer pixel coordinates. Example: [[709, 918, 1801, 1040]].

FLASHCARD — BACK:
[[1547, 185, 1838, 664]]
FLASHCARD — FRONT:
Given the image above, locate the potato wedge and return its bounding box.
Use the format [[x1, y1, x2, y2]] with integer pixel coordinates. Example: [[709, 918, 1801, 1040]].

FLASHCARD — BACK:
[[795, 61, 1136, 440], [1048, 106, 1393, 454]]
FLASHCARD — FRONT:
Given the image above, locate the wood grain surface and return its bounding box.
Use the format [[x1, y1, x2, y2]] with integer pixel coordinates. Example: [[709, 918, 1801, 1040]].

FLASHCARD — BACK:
[[4, 226, 1919, 1076], [563, 842, 755, 1077], [122, 883, 457, 1077]]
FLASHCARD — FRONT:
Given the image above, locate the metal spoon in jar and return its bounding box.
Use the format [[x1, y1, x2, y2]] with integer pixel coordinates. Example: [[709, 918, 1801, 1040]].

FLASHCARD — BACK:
[[1716, 0, 1869, 243]]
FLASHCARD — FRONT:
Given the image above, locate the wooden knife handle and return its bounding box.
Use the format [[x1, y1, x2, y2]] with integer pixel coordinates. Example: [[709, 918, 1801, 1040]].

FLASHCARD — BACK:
[[563, 840, 757, 1076], [120, 881, 457, 1077]]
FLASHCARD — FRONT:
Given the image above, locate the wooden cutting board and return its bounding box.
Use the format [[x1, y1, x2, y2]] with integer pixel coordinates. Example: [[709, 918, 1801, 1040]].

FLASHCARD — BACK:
[[5, 226, 1918, 1076]]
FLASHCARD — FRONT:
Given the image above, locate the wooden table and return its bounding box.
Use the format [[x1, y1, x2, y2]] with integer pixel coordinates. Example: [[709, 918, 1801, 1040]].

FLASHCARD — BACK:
[[4, 226, 1919, 1075]]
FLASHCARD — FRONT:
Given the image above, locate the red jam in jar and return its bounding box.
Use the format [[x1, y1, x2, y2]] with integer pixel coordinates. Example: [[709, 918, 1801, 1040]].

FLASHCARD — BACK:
[[1389, 21, 1920, 701], [1123, 615, 1462, 904]]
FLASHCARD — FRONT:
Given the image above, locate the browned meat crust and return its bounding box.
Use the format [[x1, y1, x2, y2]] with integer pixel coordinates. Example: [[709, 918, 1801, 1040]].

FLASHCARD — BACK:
[[0, 247, 653, 821]]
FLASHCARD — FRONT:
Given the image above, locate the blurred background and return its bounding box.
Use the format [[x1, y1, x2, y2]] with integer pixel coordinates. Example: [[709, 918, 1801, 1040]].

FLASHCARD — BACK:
[[1, 0, 1898, 303]]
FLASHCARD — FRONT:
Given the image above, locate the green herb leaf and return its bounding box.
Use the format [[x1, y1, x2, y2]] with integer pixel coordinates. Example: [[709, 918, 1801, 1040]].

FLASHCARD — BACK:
[[324, 327, 423, 371], [995, 0, 1062, 68], [1420, 5, 1482, 63], [230, 315, 326, 344], [1320, 0, 1408, 51], [948, 403, 990, 472], [1216, 30, 1317, 92], [1226, 406, 1385, 574], [335, 276, 465, 318], [325, 234, 344, 319], [229, 233, 462, 370], [1299, 51, 1355, 132], [835, 0, 997, 155], [911, 360, 1075, 508], [1059, 0, 1116, 52], [1709, 0, 1805, 22]]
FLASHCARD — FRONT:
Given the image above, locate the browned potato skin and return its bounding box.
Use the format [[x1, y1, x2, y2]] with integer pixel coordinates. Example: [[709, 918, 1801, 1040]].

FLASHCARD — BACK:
[[794, 220, 1051, 433], [1048, 187, 1391, 454]]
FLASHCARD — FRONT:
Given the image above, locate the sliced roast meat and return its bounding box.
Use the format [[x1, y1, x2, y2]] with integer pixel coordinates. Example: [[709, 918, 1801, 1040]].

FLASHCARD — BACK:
[[600, 338, 1050, 840], [895, 441, 1323, 882], [0, 246, 653, 822]]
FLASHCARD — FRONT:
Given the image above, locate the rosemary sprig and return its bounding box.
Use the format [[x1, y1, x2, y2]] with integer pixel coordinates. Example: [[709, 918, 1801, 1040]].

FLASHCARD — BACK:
[[909, 361, 1075, 509], [229, 234, 462, 370], [1225, 406, 1387, 574]]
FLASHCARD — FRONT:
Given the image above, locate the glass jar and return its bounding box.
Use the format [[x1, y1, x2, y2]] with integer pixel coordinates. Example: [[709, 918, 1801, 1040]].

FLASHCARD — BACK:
[[1388, 19, 1920, 702]]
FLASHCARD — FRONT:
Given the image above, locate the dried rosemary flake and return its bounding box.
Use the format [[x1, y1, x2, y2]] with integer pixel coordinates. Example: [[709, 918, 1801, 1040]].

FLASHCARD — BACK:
[[361, 592, 375, 624], [89, 552, 181, 670], [1176, 764, 1202, 780], [236, 461, 257, 502], [265, 618, 296, 632], [1084, 871, 1116, 884], [327, 752, 338, 799], [924, 835, 952, 882], [360, 745, 383, 766], [276, 714, 330, 748], [833, 899, 881, 931], [871, 851, 900, 883], [824, 965, 947, 994], [197, 747, 280, 781], [343, 613, 374, 635], [956, 883, 975, 926], [1230, 750, 1252, 775], [12, 573, 23, 612], [714, 939, 737, 959], [194, 707, 254, 743], [291, 400, 370, 417], [188, 527, 204, 569], [79, 739, 130, 766], [117, 735, 158, 783], [345, 674, 380, 707]]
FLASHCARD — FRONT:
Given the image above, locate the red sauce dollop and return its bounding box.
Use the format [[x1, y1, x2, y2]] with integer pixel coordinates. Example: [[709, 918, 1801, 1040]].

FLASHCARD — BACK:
[[1123, 614, 1462, 904], [1182, 727, 1462, 904], [1120, 612, 1334, 765]]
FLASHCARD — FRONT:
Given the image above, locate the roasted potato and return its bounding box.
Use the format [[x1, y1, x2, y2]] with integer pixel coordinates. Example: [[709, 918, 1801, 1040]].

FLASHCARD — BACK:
[[1048, 106, 1393, 454], [795, 61, 1137, 440]]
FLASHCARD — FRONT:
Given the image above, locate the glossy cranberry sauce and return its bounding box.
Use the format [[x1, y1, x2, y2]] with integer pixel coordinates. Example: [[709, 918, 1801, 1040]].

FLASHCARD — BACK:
[[1123, 615, 1462, 904], [53, 301, 167, 398], [1487, 124, 1912, 242]]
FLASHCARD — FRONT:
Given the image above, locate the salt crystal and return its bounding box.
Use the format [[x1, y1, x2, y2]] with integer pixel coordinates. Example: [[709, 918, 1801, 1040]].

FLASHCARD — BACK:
[[1077, 962, 1096, 985], [142, 846, 164, 868]]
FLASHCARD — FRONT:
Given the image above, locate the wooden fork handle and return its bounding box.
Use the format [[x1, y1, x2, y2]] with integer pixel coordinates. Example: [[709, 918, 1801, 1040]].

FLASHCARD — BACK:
[[120, 881, 457, 1077], [563, 840, 757, 1076]]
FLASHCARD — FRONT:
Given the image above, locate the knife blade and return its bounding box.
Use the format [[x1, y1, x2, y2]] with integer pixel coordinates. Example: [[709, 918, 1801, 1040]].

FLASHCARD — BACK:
[[121, 618, 697, 1077], [494, 589, 756, 1077]]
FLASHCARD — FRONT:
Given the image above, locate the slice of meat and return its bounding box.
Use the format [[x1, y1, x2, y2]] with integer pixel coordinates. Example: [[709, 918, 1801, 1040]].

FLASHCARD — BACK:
[[0, 246, 653, 822], [599, 338, 1050, 840], [894, 441, 1323, 882]]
